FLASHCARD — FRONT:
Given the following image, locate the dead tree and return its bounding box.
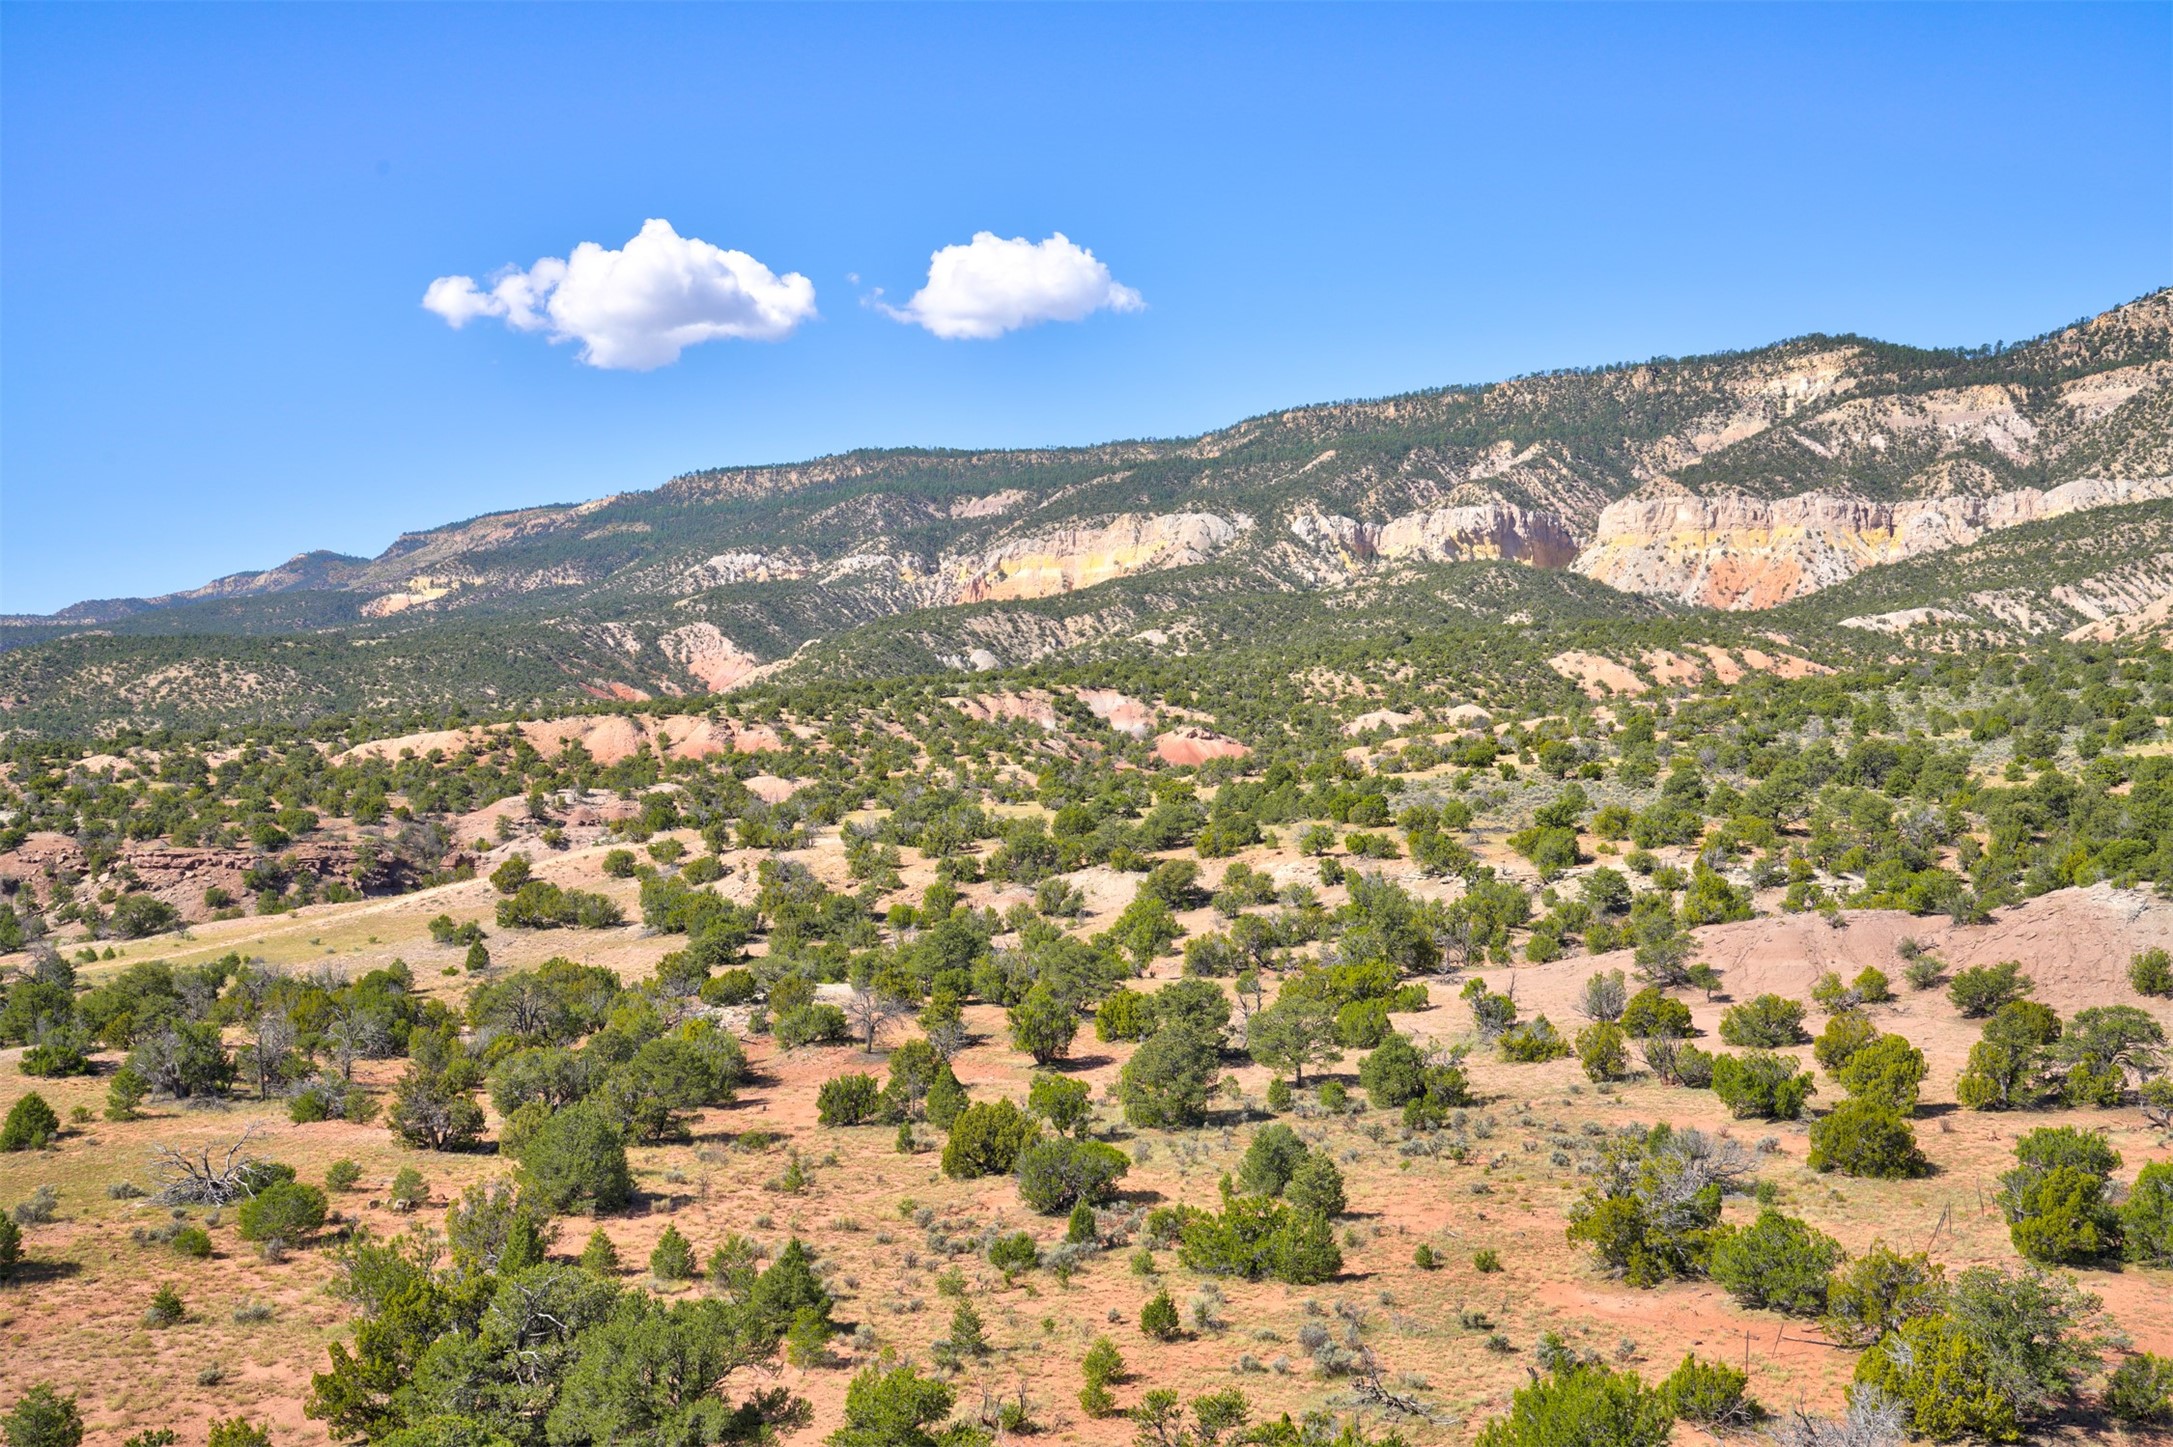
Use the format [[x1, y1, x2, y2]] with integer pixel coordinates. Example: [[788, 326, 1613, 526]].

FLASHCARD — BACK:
[[1351, 1349, 1428, 1418], [149, 1123, 269, 1206]]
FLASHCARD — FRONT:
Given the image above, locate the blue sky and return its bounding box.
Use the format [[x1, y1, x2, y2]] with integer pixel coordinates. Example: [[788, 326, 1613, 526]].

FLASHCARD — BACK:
[[3, 4, 2167, 615]]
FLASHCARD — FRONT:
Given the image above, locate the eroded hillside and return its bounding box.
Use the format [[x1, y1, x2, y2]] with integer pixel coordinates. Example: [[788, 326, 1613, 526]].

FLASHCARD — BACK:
[[5, 292, 2169, 731]]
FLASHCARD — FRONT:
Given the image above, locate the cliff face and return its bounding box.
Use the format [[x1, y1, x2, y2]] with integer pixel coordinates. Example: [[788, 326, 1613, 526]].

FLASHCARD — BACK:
[[1287, 502, 1582, 574], [939, 512, 1252, 604], [1573, 475, 2173, 609]]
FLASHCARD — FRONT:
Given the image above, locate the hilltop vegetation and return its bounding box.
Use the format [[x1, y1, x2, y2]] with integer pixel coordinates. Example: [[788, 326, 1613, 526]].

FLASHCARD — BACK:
[[1, 607, 2170, 1444]]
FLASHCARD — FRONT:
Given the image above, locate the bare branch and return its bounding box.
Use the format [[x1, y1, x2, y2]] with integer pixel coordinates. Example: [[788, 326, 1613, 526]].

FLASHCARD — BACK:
[[149, 1124, 270, 1206]]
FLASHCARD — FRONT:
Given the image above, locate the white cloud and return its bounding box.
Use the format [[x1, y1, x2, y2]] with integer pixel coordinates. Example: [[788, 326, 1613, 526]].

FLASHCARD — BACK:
[[883, 231, 1143, 340], [422, 219, 817, 369]]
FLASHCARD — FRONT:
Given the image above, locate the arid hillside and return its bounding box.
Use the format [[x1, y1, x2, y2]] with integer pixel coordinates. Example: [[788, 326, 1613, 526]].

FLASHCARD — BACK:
[[4, 291, 2168, 732], [3, 630, 2172, 1445]]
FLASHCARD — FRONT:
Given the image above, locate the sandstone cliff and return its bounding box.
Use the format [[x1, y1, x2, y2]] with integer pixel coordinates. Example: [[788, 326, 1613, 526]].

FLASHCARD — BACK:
[[1573, 475, 2173, 609]]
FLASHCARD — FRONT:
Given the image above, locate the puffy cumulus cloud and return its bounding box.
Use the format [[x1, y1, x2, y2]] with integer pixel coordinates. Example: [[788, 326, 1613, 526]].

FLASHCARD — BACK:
[[883, 232, 1143, 340], [422, 219, 817, 369]]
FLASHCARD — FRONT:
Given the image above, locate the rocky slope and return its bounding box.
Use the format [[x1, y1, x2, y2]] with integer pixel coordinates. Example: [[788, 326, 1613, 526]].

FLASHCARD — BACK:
[[3, 289, 2167, 726]]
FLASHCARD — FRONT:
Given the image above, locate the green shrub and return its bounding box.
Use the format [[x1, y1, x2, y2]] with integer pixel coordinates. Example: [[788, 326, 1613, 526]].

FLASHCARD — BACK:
[[1852, 966, 1894, 1004], [1079, 1337, 1125, 1416], [324, 1159, 362, 1192], [0, 1214, 19, 1281], [1284, 1154, 1347, 1219], [924, 1067, 969, 1131], [1565, 1125, 1725, 1286], [650, 1224, 696, 1282], [495, 880, 623, 930], [1710, 1051, 1814, 1120], [1, 1384, 83, 1447], [1808, 1099, 1926, 1178], [1574, 1022, 1630, 1082], [1356, 1033, 1426, 1107], [1014, 1138, 1130, 1214], [700, 968, 759, 1006], [1264, 1077, 1293, 1112], [748, 1237, 835, 1339], [2053, 1004, 2166, 1106], [1472, 1363, 1672, 1447], [1, 1093, 59, 1152], [1643, 1038, 1715, 1088], [1067, 1200, 1097, 1244], [1176, 1185, 1341, 1284], [2122, 1160, 2173, 1267], [104, 1066, 149, 1122], [1117, 1024, 1221, 1129], [205, 1420, 270, 1447], [516, 1102, 634, 1213], [1854, 1313, 2019, 1442], [1473, 1248, 1502, 1273], [1412, 1243, 1437, 1269], [774, 1003, 851, 1048], [1903, 955, 1947, 991], [144, 1282, 186, 1327], [2130, 947, 2173, 998], [1498, 1016, 1569, 1063], [1949, 961, 2033, 1017], [1659, 1354, 1762, 1427], [1619, 989, 1692, 1040], [1026, 1074, 1092, 1137], [1811, 1012, 1877, 1072], [19, 1034, 91, 1079], [987, 1231, 1038, 1279], [579, 1227, 621, 1276], [171, 1226, 213, 1259], [1140, 1288, 1183, 1340], [1821, 1241, 1944, 1347], [817, 1073, 885, 1126], [1008, 984, 1079, 1065], [1718, 995, 1807, 1048], [1236, 1124, 1307, 1196], [833, 1365, 954, 1447], [2105, 1353, 2173, 1426], [1095, 988, 1153, 1042], [236, 1181, 328, 1247], [1707, 1210, 1841, 1316], [936, 1298, 987, 1365], [942, 1099, 1040, 1180], [108, 894, 181, 939], [1835, 1033, 1929, 1112], [1399, 1062, 1475, 1127], [387, 1165, 429, 1212], [1998, 1127, 2121, 1265]]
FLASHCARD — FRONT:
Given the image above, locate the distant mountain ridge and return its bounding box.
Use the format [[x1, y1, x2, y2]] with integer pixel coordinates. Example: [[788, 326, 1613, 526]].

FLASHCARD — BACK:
[[4, 288, 2168, 732], [42, 549, 373, 623]]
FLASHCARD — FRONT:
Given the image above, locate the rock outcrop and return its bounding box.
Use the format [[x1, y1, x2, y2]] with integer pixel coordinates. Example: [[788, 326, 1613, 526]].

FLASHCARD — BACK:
[[658, 623, 767, 692], [1573, 475, 2173, 609], [0, 834, 425, 921], [938, 512, 1252, 604], [1153, 726, 1250, 766], [1288, 502, 1581, 574]]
